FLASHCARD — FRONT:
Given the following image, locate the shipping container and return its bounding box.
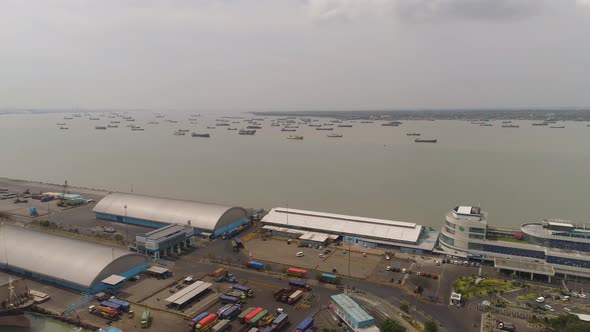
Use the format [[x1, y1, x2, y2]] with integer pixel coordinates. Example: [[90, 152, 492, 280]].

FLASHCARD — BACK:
[[100, 301, 122, 311], [211, 319, 231, 332], [211, 268, 226, 277], [288, 290, 303, 305], [238, 307, 256, 321], [217, 304, 233, 316], [108, 298, 131, 312], [233, 284, 254, 296], [289, 281, 311, 291], [219, 294, 241, 304], [319, 273, 338, 284], [296, 317, 314, 332], [249, 309, 269, 326], [247, 261, 265, 270], [271, 313, 289, 330], [196, 313, 218, 332], [189, 312, 210, 328], [220, 305, 242, 320], [287, 268, 308, 278], [234, 238, 244, 248], [244, 308, 264, 324]]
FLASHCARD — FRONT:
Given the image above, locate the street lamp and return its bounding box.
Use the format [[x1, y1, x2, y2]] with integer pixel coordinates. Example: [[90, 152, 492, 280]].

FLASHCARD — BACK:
[[124, 205, 129, 243]]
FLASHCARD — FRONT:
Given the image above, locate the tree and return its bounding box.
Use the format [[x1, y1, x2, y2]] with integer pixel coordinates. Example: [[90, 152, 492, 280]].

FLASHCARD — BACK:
[[543, 314, 590, 332], [379, 318, 406, 332], [424, 319, 438, 332], [400, 302, 410, 313]]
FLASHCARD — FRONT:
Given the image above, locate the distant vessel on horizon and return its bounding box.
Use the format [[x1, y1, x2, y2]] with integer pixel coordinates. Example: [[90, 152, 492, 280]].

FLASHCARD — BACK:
[[415, 138, 437, 143], [327, 133, 343, 138], [501, 125, 519, 128], [406, 133, 421, 136], [286, 135, 304, 140], [191, 132, 210, 137], [239, 129, 256, 135]]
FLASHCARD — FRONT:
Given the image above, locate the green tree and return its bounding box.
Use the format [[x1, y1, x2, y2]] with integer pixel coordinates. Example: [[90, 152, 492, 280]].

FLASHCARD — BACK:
[[380, 318, 406, 332], [543, 314, 590, 332], [424, 319, 438, 332], [400, 302, 410, 313]]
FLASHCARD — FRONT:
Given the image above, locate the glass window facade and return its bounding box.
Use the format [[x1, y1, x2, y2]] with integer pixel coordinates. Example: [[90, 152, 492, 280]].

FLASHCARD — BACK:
[[441, 234, 455, 246], [469, 227, 485, 234], [546, 256, 590, 269], [482, 244, 545, 259], [445, 226, 456, 235], [469, 234, 484, 240], [468, 242, 483, 250], [445, 221, 456, 229]]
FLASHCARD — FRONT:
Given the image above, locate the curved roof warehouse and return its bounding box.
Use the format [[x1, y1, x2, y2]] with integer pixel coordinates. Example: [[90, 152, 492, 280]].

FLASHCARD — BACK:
[[93, 193, 249, 236], [0, 225, 148, 293]]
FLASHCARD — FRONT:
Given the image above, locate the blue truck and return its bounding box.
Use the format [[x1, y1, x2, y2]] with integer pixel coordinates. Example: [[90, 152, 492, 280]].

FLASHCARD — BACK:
[[189, 312, 210, 330], [247, 261, 265, 270], [220, 305, 242, 320], [219, 295, 241, 304], [289, 280, 311, 291], [100, 301, 122, 311], [271, 313, 289, 330], [296, 317, 314, 332], [232, 285, 254, 297], [108, 298, 131, 312], [319, 273, 338, 284]]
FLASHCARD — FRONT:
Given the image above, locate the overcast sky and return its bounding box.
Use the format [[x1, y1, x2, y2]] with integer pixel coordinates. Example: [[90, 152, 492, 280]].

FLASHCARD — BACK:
[[1, 0, 589, 111]]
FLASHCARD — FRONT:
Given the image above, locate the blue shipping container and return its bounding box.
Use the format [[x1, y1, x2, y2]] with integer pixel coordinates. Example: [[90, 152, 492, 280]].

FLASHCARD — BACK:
[[247, 261, 265, 269], [296, 317, 314, 332], [190, 312, 210, 327], [100, 301, 121, 311], [108, 298, 130, 312]]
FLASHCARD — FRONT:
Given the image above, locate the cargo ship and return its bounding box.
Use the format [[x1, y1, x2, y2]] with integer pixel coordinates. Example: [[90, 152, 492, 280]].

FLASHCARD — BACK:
[[415, 139, 437, 143], [192, 133, 210, 137]]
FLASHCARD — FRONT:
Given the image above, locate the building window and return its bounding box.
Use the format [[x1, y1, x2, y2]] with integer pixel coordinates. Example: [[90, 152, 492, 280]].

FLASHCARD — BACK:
[[468, 242, 483, 250], [441, 234, 455, 246], [445, 226, 456, 234], [469, 234, 484, 240], [445, 221, 456, 229], [469, 227, 485, 234]]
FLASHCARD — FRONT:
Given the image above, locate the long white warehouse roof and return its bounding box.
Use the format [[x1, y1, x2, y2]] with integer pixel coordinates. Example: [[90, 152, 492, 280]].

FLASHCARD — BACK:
[[262, 208, 422, 244], [93, 193, 248, 232]]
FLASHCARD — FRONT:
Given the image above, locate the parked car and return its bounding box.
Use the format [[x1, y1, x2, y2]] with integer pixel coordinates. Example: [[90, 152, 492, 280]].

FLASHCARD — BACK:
[[564, 307, 572, 314], [536, 297, 545, 303], [296, 252, 304, 257], [544, 304, 554, 312]]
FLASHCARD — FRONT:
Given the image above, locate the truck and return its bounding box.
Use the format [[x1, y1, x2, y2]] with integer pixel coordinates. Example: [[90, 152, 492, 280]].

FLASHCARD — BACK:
[[249, 309, 269, 327], [220, 294, 241, 304], [211, 319, 231, 332], [234, 237, 244, 248], [288, 290, 303, 305], [319, 273, 338, 284], [88, 305, 119, 320], [280, 290, 296, 303], [247, 261, 265, 270], [238, 307, 256, 322], [244, 308, 264, 324], [220, 305, 242, 320], [141, 310, 152, 328], [274, 289, 289, 301], [231, 240, 238, 251], [497, 321, 515, 332], [189, 312, 210, 330], [196, 313, 219, 332], [295, 317, 314, 332], [289, 281, 311, 291], [100, 301, 123, 312], [271, 313, 289, 331], [94, 292, 110, 301], [217, 304, 233, 316], [287, 268, 308, 278], [226, 291, 247, 301], [233, 284, 254, 297], [211, 268, 226, 278], [108, 298, 131, 312]]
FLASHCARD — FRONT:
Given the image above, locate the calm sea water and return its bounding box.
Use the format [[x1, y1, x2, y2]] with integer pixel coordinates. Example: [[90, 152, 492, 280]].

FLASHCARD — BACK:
[[3, 314, 90, 332], [1, 112, 589, 229]]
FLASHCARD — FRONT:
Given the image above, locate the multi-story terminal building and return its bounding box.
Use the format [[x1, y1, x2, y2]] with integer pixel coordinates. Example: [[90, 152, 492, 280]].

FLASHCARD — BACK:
[[439, 206, 590, 281]]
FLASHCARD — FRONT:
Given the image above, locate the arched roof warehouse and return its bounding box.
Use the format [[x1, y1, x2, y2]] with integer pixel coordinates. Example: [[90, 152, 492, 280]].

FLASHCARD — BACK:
[[0, 225, 147, 292], [92, 193, 248, 232]]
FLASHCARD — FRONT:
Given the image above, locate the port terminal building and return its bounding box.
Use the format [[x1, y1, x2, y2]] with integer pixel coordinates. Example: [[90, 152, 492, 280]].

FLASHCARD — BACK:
[[0, 225, 148, 294], [134, 224, 195, 259], [261, 207, 438, 253], [329, 294, 380, 332], [93, 193, 250, 238], [439, 206, 590, 280]]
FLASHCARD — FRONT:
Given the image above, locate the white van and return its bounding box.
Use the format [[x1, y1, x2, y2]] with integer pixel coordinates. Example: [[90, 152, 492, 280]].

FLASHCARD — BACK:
[[296, 252, 304, 257]]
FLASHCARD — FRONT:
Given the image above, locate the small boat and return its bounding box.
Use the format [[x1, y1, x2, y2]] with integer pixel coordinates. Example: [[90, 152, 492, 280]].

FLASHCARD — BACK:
[[281, 128, 296, 132], [206, 126, 216, 129], [502, 121, 512, 124], [286, 135, 304, 140], [73, 114, 82, 117], [107, 124, 118, 128], [550, 126, 565, 129], [147, 121, 159, 124], [89, 117, 100, 120], [173, 130, 185, 136], [191, 133, 210, 137], [501, 125, 519, 128], [415, 139, 437, 143], [308, 124, 322, 127], [131, 127, 144, 131], [337, 124, 353, 128], [59, 126, 69, 130], [95, 126, 107, 130], [239, 129, 256, 135], [247, 125, 262, 129], [381, 122, 399, 127], [532, 122, 548, 126], [227, 128, 238, 131], [316, 127, 334, 131], [327, 133, 343, 138], [110, 121, 120, 123], [479, 123, 493, 127], [360, 121, 374, 123], [406, 133, 421, 136], [271, 123, 281, 127], [64, 116, 73, 120], [216, 123, 230, 126], [56, 122, 67, 125]]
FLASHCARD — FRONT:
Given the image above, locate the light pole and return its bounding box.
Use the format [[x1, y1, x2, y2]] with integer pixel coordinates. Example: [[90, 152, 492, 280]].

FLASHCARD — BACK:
[[124, 205, 129, 243]]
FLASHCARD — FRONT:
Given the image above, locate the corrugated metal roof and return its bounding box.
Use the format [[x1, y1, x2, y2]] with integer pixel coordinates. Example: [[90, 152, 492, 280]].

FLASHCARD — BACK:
[[146, 266, 170, 274], [141, 224, 191, 240], [165, 280, 212, 305], [93, 193, 247, 232], [101, 274, 126, 285], [0, 225, 147, 289], [331, 294, 374, 324], [262, 208, 422, 244]]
